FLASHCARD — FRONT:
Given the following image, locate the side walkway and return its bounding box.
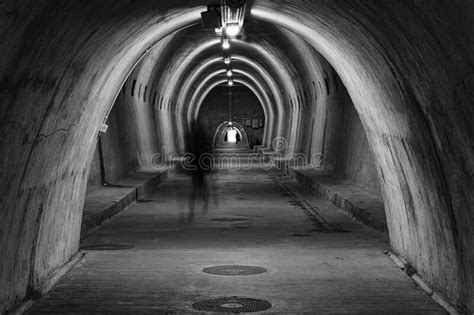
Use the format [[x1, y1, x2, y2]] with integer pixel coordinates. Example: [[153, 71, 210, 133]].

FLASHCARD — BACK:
[[81, 168, 175, 238], [274, 159, 387, 234]]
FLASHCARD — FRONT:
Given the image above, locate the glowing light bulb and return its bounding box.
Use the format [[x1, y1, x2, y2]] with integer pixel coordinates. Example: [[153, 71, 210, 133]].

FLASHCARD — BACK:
[[225, 23, 240, 37], [222, 38, 230, 50], [224, 57, 230, 65], [228, 79, 234, 86], [227, 69, 233, 77]]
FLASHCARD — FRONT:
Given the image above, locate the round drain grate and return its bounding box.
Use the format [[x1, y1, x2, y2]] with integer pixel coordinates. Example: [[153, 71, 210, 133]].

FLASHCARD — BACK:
[[307, 228, 351, 233], [210, 217, 249, 222], [192, 297, 272, 313], [203, 265, 267, 276], [292, 233, 312, 237], [80, 244, 134, 251]]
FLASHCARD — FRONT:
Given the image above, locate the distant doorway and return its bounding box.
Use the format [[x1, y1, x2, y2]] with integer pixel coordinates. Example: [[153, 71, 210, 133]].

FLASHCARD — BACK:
[[226, 129, 238, 143], [212, 122, 249, 149]]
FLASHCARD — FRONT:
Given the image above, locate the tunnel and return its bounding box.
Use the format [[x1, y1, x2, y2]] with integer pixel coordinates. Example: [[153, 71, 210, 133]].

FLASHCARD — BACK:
[[0, 0, 473, 313]]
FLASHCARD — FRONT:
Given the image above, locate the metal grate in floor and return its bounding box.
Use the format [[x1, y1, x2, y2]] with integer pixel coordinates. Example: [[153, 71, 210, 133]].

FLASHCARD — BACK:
[[192, 297, 272, 313], [203, 265, 267, 276]]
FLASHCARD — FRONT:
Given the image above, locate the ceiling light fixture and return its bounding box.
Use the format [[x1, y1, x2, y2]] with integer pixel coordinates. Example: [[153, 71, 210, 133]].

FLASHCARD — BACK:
[[225, 23, 240, 37], [224, 56, 231, 64], [221, 0, 246, 38], [228, 79, 234, 86], [227, 69, 233, 77]]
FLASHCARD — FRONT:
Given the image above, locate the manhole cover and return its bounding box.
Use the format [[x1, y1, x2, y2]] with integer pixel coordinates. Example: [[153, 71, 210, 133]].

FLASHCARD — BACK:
[[80, 244, 134, 251], [292, 233, 312, 237], [203, 265, 267, 276], [192, 297, 272, 313], [210, 217, 249, 222], [307, 228, 351, 233]]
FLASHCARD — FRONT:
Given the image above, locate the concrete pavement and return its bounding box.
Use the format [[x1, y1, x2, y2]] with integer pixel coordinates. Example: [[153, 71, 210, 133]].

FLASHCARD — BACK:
[[28, 164, 444, 313]]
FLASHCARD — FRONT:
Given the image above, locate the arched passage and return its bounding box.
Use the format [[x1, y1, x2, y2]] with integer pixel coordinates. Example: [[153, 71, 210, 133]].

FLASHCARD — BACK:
[[198, 84, 265, 150], [0, 1, 472, 313], [212, 121, 250, 149]]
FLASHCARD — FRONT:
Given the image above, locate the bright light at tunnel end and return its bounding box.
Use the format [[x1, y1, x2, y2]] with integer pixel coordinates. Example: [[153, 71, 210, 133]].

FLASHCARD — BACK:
[[222, 38, 230, 50], [226, 129, 238, 143]]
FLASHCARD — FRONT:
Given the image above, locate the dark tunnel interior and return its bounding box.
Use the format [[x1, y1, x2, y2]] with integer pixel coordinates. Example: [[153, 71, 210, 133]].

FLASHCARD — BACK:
[[0, 0, 473, 313]]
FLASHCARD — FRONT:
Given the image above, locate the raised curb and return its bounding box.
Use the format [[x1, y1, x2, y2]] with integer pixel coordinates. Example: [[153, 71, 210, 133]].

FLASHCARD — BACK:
[[80, 168, 174, 238], [8, 252, 85, 315], [274, 159, 387, 234], [385, 250, 459, 314]]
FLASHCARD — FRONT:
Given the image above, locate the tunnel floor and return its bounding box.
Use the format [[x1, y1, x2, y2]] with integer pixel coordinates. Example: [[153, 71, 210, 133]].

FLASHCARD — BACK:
[[28, 163, 444, 313]]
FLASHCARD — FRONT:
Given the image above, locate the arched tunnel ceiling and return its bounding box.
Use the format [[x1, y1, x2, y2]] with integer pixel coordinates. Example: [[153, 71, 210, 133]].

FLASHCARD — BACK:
[[0, 1, 472, 313], [146, 20, 311, 115], [129, 18, 330, 154]]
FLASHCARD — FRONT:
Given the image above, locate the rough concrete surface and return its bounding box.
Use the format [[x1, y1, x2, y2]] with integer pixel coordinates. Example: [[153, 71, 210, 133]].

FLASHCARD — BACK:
[[28, 167, 444, 313], [0, 1, 472, 312]]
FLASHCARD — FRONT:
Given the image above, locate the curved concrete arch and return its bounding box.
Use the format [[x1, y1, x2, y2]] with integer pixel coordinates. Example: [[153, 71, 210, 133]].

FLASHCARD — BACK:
[[153, 36, 301, 115], [251, 4, 472, 307], [177, 69, 226, 151], [116, 33, 179, 169], [274, 26, 331, 155], [189, 77, 276, 148], [116, 27, 313, 163], [181, 60, 285, 128], [0, 6, 208, 310], [212, 121, 250, 149], [190, 78, 273, 141], [0, 2, 472, 312], [176, 53, 287, 116], [155, 38, 221, 105], [234, 69, 292, 152], [180, 56, 285, 148], [173, 76, 272, 153], [185, 71, 281, 144], [231, 39, 301, 107], [177, 59, 281, 143], [179, 49, 325, 153], [144, 32, 308, 156]]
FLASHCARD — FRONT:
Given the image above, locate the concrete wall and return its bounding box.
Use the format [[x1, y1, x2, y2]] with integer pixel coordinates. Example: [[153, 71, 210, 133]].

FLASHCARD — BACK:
[[294, 56, 381, 194], [117, 65, 162, 171], [332, 89, 381, 194], [0, 1, 472, 312], [87, 102, 133, 187]]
